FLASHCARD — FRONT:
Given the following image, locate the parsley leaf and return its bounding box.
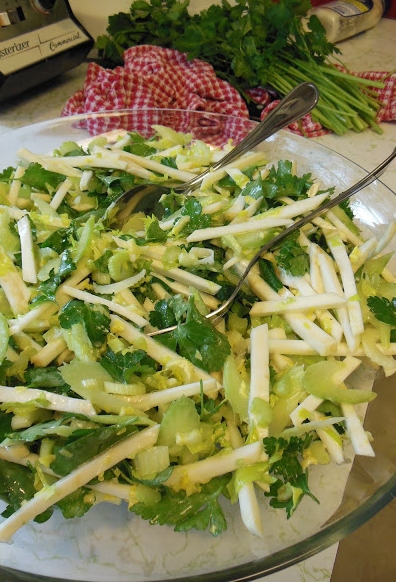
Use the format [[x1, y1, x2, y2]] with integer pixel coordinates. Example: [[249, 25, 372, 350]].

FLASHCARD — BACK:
[[259, 258, 283, 291], [144, 215, 168, 242], [50, 419, 139, 476], [367, 296, 396, 326], [263, 435, 318, 518], [20, 163, 65, 192], [32, 248, 76, 305], [179, 199, 211, 236], [273, 232, 309, 276], [39, 228, 72, 254], [130, 474, 229, 536], [151, 296, 230, 372], [96, 0, 383, 135], [0, 459, 53, 523], [25, 367, 71, 395], [99, 348, 157, 383], [59, 300, 110, 347]]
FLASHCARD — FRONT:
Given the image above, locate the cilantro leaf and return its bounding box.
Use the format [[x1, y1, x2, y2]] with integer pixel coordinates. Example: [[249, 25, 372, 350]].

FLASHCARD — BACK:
[[367, 296, 396, 326], [130, 475, 229, 536], [59, 300, 110, 346]]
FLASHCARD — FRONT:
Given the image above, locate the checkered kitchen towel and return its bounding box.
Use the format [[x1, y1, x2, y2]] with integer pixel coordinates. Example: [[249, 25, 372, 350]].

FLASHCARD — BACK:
[[62, 45, 396, 138]]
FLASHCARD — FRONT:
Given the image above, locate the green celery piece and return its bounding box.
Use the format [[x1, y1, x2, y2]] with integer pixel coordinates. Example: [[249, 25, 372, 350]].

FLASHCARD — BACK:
[[0, 313, 9, 365], [0, 210, 20, 256], [157, 395, 201, 448], [303, 360, 376, 404], [223, 353, 249, 423]]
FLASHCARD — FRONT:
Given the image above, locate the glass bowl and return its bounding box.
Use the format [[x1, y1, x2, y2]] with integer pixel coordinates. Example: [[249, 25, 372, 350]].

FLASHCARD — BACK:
[[0, 109, 396, 582]]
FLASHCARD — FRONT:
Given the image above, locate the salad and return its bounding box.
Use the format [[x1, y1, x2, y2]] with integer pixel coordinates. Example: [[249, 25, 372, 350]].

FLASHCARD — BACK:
[[0, 124, 395, 542]]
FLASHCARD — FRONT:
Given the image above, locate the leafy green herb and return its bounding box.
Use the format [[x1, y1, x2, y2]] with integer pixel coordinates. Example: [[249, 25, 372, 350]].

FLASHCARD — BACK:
[[39, 228, 72, 254], [258, 258, 283, 291], [0, 167, 13, 182], [265, 161, 313, 201], [25, 366, 71, 394], [96, 0, 385, 134], [144, 215, 168, 242], [0, 459, 53, 522], [56, 487, 94, 519], [367, 296, 396, 326], [151, 296, 231, 372], [99, 348, 158, 382], [179, 199, 211, 236], [93, 249, 113, 273], [20, 163, 66, 192], [32, 248, 76, 305], [59, 300, 111, 347], [0, 410, 12, 442], [274, 232, 310, 276], [263, 435, 318, 518], [3, 418, 67, 444], [130, 474, 229, 536], [50, 420, 139, 476]]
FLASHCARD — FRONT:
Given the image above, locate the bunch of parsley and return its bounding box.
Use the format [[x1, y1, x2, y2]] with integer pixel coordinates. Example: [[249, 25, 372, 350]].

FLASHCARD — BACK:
[[96, 0, 385, 135]]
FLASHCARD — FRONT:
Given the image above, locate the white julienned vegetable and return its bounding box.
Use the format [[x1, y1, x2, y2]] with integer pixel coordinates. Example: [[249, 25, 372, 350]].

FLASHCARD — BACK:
[[0, 125, 394, 542], [0, 424, 160, 542]]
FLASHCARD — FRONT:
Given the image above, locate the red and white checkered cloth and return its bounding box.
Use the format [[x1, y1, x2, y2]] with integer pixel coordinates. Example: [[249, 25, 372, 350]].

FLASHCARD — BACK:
[[62, 45, 396, 139]]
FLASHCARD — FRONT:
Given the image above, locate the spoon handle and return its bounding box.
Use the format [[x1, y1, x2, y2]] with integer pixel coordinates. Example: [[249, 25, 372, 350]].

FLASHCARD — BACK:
[[180, 82, 319, 192]]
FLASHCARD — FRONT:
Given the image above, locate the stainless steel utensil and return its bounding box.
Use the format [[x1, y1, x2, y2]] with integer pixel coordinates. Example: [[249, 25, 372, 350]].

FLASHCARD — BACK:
[[109, 82, 319, 227], [148, 146, 396, 336]]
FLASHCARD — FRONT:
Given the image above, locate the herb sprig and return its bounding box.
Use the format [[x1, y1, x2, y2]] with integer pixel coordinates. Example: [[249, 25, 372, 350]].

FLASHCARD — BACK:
[[96, 0, 385, 135]]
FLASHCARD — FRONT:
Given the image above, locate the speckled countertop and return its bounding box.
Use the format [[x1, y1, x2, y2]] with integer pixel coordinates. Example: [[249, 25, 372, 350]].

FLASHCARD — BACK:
[[0, 16, 395, 582]]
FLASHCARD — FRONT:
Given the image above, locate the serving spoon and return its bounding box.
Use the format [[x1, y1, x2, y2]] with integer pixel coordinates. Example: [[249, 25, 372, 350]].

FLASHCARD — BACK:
[[147, 146, 396, 336], [109, 81, 319, 227]]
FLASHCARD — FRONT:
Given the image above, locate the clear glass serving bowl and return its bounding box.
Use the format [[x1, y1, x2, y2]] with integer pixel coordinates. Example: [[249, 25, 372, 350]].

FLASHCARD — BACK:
[[0, 109, 395, 582]]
